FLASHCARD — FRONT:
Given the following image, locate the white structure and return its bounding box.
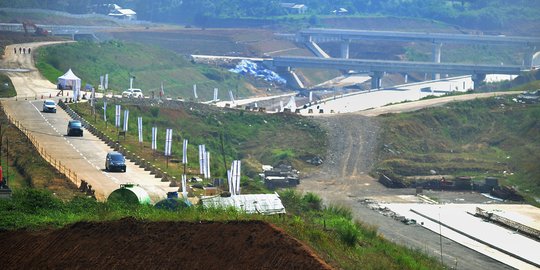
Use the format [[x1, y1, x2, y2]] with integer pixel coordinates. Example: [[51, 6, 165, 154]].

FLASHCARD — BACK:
[[107, 4, 137, 20], [57, 69, 81, 97], [201, 193, 286, 215], [280, 3, 308, 14]]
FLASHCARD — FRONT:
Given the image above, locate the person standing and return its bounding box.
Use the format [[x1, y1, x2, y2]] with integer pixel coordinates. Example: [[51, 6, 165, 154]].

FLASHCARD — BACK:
[[28, 48, 31, 54], [18, 47, 21, 54], [14, 47, 16, 54], [23, 48, 26, 54]]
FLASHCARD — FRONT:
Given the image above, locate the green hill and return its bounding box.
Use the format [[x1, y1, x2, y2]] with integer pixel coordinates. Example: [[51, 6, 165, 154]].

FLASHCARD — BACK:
[[35, 41, 257, 100], [375, 94, 540, 202]]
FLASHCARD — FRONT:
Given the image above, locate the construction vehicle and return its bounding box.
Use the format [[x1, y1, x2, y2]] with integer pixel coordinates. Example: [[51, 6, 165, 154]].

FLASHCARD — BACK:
[[22, 21, 50, 36]]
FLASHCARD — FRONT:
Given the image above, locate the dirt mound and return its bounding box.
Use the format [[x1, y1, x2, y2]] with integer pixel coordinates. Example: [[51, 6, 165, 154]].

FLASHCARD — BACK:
[[0, 218, 332, 270]]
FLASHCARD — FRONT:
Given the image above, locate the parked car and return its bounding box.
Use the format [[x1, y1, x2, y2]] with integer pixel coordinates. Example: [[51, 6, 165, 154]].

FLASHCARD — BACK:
[[121, 88, 143, 98], [105, 151, 126, 172], [121, 89, 133, 98], [67, 120, 83, 136], [42, 99, 56, 113], [131, 89, 143, 98]]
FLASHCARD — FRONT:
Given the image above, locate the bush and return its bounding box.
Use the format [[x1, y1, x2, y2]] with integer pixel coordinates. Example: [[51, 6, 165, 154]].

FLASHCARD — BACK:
[[333, 218, 360, 247], [302, 192, 322, 211], [325, 205, 352, 220], [12, 189, 63, 214]]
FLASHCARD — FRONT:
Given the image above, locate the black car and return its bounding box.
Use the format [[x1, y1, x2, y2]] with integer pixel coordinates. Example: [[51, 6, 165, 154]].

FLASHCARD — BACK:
[[67, 120, 83, 136], [105, 152, 126, 172]]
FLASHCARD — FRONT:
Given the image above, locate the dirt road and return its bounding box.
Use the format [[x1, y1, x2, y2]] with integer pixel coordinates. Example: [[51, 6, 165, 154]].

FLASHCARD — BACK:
[[299, 111, 513, 269], [2, 42, 75, 99]]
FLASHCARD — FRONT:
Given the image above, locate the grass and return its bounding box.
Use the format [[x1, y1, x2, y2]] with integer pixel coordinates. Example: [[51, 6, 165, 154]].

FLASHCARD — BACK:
[[0, 105, 78, 199], [0, 74, 16, 98], [374, 93, 540, 202], [70, 100, 327, 181], [34, 40, 260, 100], [0, 188, 444, 270]]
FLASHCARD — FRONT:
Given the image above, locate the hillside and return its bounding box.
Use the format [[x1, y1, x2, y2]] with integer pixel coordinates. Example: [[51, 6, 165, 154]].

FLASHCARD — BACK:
[[35, 41, 273, 100], [375, 95, 540, 201], [70, 100, 327, 184]]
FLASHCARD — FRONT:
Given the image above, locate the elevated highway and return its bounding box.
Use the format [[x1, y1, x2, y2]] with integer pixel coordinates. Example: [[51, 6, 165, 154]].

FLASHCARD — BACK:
[[297, 28, 540, 78], [266, 56, 524, 89]]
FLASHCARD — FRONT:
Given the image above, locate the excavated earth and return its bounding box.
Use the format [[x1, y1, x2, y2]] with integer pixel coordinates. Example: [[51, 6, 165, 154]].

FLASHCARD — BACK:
[[0, 218, 333, 270]]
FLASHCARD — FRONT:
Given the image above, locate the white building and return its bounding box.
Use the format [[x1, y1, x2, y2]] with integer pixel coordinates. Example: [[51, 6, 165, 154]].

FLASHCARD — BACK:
[[107, 4, 137, 20], [280, 3, 308, 14]]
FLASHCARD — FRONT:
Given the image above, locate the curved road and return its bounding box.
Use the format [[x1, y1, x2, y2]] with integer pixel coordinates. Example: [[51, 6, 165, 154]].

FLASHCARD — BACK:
[[1, 42, 177, 202]]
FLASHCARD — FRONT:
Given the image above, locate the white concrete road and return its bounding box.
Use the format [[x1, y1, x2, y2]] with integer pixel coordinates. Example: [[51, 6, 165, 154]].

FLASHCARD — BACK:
[[300, 74, 515, 115], [1, 42, 177, 202], [383, 203, 540, 269]]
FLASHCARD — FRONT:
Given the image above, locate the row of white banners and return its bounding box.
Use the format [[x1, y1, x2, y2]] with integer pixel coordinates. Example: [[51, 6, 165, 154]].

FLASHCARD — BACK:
[[102, 103, 240, 186]]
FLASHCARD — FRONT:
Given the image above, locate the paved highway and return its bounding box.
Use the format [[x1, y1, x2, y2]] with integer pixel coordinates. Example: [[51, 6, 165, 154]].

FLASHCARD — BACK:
[[1, 42, 177, 202]]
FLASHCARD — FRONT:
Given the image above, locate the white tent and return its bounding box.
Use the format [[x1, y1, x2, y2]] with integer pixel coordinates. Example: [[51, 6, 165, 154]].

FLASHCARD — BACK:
[[58, 69, 81, 100]]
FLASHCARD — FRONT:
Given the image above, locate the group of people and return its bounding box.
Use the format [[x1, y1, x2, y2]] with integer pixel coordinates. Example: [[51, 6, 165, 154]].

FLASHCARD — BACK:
[[14, 47, 31, 54]]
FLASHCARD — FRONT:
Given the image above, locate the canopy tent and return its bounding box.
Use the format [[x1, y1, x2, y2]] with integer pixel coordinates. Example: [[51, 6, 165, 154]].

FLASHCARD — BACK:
[[58, 69, 81, 100]]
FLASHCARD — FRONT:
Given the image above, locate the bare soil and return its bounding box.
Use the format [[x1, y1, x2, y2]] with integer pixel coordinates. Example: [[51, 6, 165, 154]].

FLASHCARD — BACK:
[[0, 218, 333, 270]]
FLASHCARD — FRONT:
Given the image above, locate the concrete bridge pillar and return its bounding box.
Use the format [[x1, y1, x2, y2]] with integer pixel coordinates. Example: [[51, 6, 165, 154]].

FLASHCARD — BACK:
[[341, 39, 350, 59], [524, 45, 537, 69], [370, 71, 383, 89], [472, 73, 486, 89], [432, 41, 443, 80]]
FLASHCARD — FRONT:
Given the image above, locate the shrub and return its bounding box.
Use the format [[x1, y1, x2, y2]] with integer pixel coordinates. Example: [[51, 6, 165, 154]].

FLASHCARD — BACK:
[[302, 192, 322, 211], [334, 218, 360, 247], [12, 189, 63, 214]]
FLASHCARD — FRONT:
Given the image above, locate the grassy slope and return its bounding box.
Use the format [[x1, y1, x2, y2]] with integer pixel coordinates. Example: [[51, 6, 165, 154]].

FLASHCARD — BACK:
[[0, 189, 443, 270], [0, 106, 78, 199], [35, 41, 256, 100], [71, 100, 327, 183], [0, 74, 16, 98], [375, 95, 540, 201]]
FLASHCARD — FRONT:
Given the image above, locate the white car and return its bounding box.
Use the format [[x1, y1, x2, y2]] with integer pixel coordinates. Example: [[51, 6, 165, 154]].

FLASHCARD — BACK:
[[121, 88, 143, 98], [42, 99, 56, 113], [121, 89, 133, 98], [131, 89, 143, 98]]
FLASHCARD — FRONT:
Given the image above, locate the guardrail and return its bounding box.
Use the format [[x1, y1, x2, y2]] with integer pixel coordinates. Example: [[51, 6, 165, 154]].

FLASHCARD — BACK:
[[1, 105, 94, 197]]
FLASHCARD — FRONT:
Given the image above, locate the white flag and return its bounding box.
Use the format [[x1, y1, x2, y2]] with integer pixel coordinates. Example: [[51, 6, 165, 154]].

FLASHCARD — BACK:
[[182, 139, 188, 164], [193, 84, 198, 99], [103, 101, 107, 121], [181, 174, 188, 198], [235, 160, 241, 195], [137, 117, 143, 143], [130, 77, 134, 89], [213, 88, 218, 101], [228, 90, 235, 103], [279, 100, 284, 112], [160, 81, 164, 99], [123, 110, 129, 132], [90, 88, 95, 107], [115, 105, 121, 127], [100, 75, 104, 90], [164, 128, 172, 156], [104, 74, 109, 90], [309, 91, 313, 103], [204, 151, 210, 179], [198, 145, 205, 174], [151, 127, 157, 150], [227, 169, 232, 194]]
